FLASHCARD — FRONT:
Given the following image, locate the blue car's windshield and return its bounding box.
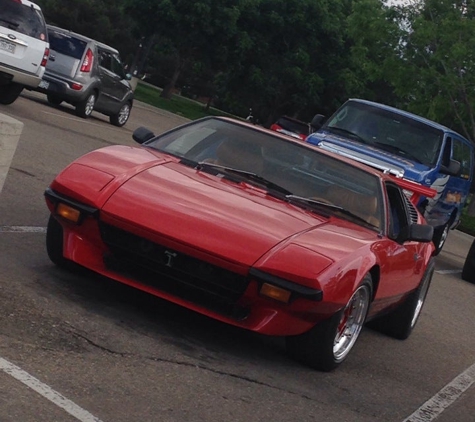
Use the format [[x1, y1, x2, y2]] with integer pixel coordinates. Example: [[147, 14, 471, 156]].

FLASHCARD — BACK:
[[323, 101, 444, 166]]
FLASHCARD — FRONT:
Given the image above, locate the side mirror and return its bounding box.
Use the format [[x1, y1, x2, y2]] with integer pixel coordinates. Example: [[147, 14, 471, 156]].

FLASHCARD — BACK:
[[310, 114, 326, 130], [440, 159, 461, 176], [133, 127, 155, 144], [399, 223, 434, 243]]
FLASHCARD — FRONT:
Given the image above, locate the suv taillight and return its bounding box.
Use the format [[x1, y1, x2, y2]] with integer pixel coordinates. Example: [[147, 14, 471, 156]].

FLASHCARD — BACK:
[[41, 48, 49, 67], [80, 48, 94, 72]]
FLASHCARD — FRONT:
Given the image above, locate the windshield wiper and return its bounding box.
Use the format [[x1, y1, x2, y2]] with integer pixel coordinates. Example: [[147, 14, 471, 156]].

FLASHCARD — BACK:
[[326, 127, 367, 143], [372, 142, 423, 164], [285, 195, 377, 227], [196, 161, 293, 196]]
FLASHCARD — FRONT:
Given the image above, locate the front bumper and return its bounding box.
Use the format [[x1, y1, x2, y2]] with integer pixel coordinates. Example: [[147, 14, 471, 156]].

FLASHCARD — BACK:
[[45, 188, 329, 336]]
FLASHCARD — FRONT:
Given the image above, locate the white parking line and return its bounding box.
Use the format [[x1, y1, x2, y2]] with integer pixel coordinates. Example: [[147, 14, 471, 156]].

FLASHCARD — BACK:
[[403, 362, 475, 421], [0, 226, 46, 233], [0, 357, 103, 422]]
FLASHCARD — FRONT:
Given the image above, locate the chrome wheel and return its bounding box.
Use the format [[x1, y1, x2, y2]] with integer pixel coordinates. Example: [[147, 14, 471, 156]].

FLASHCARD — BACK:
[[110, 102, 132, 127], [84, 94, 96, 116], [333, 283, 371, 362]]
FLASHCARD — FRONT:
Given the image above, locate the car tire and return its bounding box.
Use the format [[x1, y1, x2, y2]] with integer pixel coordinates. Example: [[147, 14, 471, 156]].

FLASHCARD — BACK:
[[432, 223, 449, 255], [0, 83, 24, 105], [286, 275, 372, 371], [75, 92, 96, 118], [46, 215, 72, 269], [462, 239, 475, 284], [368, 258, 434, 340], [47, 94, 63, 106], [109, 102, 132, 127]]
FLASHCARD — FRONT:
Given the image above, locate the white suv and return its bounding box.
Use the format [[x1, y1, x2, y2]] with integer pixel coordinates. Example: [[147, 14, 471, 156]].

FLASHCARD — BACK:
[[0, 0, 49, 105]]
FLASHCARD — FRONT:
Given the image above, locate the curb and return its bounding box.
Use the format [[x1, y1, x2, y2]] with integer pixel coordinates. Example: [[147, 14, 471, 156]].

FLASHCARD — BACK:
[[0, 113, 24, 195]]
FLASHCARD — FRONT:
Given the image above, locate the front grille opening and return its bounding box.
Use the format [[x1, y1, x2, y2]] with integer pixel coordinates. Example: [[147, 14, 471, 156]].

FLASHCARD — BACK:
[[99, 223, 250, 319]]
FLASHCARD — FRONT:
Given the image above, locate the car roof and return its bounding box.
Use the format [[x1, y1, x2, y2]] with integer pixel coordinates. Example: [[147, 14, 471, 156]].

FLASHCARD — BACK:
[[348, 98, 471, 141], [18, 0, 42, 10], [46, 24, 119, 54]]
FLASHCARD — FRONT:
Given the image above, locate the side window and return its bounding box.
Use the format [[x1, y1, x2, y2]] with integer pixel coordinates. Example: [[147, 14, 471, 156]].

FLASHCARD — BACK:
[[386, 184, 410, 241], [98, 50, 112, 71], [111, 54, 126, 78], [441, 136, 452, 168], [452, 138, 472, 179]]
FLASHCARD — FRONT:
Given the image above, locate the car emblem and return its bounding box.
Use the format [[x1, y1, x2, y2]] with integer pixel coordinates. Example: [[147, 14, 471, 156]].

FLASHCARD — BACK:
[[8, 34, 16, 40], [164, 250, 177, 267]]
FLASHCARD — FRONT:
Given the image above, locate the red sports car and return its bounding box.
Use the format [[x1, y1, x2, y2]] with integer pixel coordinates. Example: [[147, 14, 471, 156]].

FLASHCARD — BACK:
[[45, 117, 436, 371]]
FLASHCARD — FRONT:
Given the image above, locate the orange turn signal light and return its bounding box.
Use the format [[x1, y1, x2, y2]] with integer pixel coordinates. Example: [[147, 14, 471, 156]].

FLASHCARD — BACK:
[[56, 203, 81, 223], [260, 283, 291, 303]]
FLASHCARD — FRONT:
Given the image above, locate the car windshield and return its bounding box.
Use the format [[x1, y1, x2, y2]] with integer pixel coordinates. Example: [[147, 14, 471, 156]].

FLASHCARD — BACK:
[[146, 118, 383, 230], [1, 0, 47, 40], [323, 101, 444, 166]]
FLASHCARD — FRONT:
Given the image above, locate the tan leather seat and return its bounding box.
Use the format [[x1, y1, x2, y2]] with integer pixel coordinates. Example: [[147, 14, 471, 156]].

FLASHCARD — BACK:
[[325, 186, 380, 228]]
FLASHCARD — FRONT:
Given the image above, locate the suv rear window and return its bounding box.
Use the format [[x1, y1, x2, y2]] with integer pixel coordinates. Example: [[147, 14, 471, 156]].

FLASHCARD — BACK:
[[0, 0, 47, 41], [48, 31, 87, 59]]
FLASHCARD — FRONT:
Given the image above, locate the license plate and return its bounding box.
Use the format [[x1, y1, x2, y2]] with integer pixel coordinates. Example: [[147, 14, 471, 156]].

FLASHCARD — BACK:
[[38, 80, 49, 89], [0, 39, 15, 54]]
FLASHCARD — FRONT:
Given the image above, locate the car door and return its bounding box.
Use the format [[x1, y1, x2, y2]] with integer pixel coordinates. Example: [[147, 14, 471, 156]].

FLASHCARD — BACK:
[[96, 48, 129, 113], [377, 183, 427, 298]]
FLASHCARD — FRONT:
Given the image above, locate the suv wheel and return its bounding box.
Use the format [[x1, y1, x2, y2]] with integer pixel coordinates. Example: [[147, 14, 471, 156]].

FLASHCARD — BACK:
[[0, 83, 24, 105], [110, 102, 131, 127], [75, 92, 96, 118]]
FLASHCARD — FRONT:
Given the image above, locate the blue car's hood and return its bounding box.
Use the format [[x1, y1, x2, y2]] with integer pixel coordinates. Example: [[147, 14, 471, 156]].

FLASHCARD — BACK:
[[307, 131, 432, 183]]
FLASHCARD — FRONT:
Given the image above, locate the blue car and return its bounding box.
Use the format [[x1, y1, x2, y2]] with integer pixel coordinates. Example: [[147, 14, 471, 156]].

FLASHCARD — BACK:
[[307, 98, 474, 254]]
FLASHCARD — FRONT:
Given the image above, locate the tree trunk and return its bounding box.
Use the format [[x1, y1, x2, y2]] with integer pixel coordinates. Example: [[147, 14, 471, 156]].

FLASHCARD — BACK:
[[160, 58, 185, 99]]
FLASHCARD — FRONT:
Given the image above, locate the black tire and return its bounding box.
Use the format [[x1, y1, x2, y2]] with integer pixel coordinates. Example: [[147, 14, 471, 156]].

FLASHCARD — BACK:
[[0, 83, 23, 105], [286, 275, 372, 371], [46, 215, 71, 269], [432, 223, 449, 256], [368, 258, 435, 340], [109, 102, 131, 127], [75, 92, 96, 118], [47, 94, 63, 106], [462, 239, 475, 284]]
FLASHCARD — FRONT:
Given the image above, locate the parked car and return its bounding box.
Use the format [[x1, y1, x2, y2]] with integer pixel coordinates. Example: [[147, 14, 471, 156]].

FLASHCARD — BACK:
[[270, 115, 312, 140], [307, 99, 475, 255], [35, 25, 133, 127], [0, 0, 49, 104], [45, 117, 435, 371]]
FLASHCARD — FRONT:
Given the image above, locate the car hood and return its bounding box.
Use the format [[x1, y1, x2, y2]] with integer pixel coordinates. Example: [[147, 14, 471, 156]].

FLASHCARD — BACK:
[[308, 131, 432, 183], [53, 146, 375, 270]]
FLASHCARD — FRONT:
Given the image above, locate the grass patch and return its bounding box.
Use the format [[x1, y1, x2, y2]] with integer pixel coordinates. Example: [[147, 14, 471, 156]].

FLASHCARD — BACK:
[[133, 82, 237, 121]]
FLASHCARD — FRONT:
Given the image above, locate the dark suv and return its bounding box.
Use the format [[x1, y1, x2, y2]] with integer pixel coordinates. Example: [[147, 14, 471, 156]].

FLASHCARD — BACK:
[[36, 25, 134, 127], [0, 0, 49, 104]]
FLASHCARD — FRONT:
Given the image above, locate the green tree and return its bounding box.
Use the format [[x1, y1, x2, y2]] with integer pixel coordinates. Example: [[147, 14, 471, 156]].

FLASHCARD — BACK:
[[392, 0, 475, 140], [217, 0, 350, 124], [124, 0, 243, 99]]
